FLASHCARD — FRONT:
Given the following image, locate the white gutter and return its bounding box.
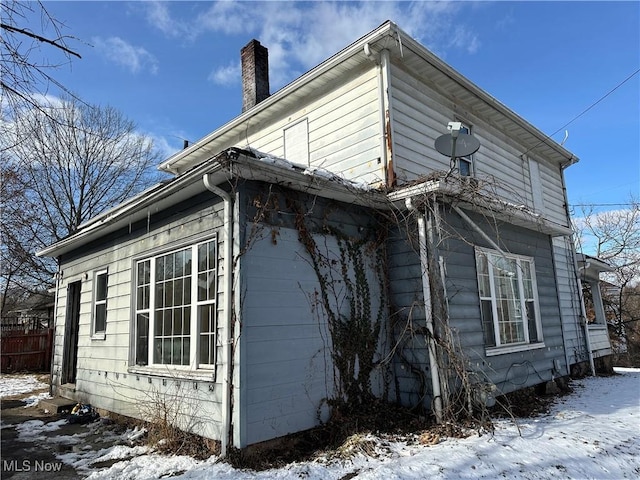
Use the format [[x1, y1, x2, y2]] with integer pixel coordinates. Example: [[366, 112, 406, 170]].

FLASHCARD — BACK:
[[203, 174, 234, 456], [406, 197, 444, 423], [389, 180, 573, 237], [160, 24, 398, 174], [37, 160, 227, 258]]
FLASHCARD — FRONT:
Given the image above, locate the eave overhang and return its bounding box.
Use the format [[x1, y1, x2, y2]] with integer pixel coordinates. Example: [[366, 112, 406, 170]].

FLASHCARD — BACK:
[[388, 177, 573, 237], [159, 21, 578, 177], [37, 148, 388, 258], [576, 253, 615, 282]]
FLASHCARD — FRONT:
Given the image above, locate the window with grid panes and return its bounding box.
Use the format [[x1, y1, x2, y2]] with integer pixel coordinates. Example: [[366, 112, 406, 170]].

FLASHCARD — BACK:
[[134, 237, 217, 368], [475, 248, 542, 350]]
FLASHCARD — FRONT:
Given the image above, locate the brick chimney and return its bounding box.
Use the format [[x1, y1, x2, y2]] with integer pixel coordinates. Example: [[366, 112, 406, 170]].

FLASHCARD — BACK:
[[241, 39, 270, 112]]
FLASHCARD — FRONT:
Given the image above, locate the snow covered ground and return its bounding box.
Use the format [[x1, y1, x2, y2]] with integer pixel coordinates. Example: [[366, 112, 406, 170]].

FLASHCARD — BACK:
[[0, 373, 48, 398], [1, 369, 638, 479]]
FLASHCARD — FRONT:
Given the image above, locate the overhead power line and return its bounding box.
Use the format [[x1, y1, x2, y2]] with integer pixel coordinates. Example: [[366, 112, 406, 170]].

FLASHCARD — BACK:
[[523, 68, 640, 156], [571, 203, 636, 207]]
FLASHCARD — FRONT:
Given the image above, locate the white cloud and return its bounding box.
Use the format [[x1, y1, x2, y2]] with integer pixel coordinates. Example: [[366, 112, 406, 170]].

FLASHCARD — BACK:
[[196, 0, 260, 35], [142, 1, 195, 40], [209, 61, 241, 86], [448, 25, 481, 54], [150, 133, 181, 161], [93, 37, 159, 75], [141, 1, 481, 89]]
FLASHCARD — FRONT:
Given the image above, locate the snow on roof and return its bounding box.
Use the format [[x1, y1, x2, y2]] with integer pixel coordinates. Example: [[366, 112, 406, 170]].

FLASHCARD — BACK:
[[245, 147, 373, 191]]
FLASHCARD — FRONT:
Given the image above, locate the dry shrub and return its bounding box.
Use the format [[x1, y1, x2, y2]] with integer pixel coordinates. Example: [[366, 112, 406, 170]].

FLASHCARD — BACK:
[[228, 399, 431, 470], [335, 433, 384, 458], [490, 382, 571, 419], [136, 379, 218, 459]]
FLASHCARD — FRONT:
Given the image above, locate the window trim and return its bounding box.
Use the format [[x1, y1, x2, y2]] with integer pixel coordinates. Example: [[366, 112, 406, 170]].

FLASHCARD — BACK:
[[131, 235, 218, 374], [475, 247, 545, 354], [91, 269, 108, 340], [456, 122, 474, 177]]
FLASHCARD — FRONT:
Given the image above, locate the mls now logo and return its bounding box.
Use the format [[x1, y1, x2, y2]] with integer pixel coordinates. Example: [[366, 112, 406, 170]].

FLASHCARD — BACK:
[[2, 460, 63, 472]]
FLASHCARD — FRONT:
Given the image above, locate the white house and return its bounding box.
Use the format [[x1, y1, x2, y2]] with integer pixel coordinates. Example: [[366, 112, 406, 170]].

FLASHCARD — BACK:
[[39, 21, 611, 454]]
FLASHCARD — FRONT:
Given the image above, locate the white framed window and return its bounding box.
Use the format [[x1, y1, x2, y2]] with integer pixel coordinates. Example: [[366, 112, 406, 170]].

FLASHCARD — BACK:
[[457, 123, 474, 177], [92, 269, 108, 338], [134, 237, 217, 369], [475, 248, 543, 353]]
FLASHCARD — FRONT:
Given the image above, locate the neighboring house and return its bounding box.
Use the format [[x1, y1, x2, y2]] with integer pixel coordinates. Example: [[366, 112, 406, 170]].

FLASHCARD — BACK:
[[576, 254, 616, 366], [38, 21, 609, 453], [2, 292, 54, 330]]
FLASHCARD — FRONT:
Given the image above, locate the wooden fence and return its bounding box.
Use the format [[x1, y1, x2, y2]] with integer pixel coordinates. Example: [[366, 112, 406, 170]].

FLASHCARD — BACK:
[[0, 328, 53, 373]]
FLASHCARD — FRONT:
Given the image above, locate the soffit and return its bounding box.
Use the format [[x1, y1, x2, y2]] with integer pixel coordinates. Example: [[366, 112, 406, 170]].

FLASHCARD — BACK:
[[160, 21, 578, 177]]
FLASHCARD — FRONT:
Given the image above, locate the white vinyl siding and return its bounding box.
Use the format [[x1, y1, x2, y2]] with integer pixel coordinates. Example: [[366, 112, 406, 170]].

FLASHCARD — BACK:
[[390, 64, 569, 228], [528, 157, 545, 213], [241, 66, 384, 185], [457, 123, 474, 177], [284, 119, 309, 166]]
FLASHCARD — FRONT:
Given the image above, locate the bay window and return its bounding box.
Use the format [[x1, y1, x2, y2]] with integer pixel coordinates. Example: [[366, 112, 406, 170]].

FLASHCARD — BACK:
[[476, 248, 542, 351], [134, 237, 217, 369]]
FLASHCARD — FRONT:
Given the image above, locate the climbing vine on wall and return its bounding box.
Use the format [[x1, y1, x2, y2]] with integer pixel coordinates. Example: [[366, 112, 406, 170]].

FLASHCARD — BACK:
[[292, 199, 387, 407]]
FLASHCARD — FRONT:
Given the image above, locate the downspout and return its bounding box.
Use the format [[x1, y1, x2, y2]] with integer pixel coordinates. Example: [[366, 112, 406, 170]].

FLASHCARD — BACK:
[[406, 197, 443, 423], [203, 173, 234, 456], [551, 238, 573, 377], [559, 165, 596, 376], [380, 48, 396, 187], [366, 44, 394, 188], [50, 266, 62, 396], [577, 261, 596, 376], [578, 272, 596, 376]]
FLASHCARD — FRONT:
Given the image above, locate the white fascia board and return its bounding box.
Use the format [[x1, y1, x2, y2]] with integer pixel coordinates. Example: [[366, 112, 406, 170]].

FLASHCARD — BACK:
[[229, 155, 389, 210], [576, 254, 615, 274], [38, 149, 389, 258], [158, 22, 397, 175], [397, 32, 579, 167], [160, 20, 578, 176], [37, 158, 229, 258], [388, 179, 573, 236]]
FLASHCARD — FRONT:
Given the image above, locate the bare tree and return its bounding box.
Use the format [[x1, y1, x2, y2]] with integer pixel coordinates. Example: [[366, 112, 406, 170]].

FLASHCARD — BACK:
[[0, 96, 164, 315], [1, 0, 81, 123], [0, 163, 53, 314], [573, 196, 640, 361]]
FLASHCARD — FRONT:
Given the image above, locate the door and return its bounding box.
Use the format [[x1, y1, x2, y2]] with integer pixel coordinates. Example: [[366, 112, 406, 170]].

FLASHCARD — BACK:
[[61, 281, 81, 384]]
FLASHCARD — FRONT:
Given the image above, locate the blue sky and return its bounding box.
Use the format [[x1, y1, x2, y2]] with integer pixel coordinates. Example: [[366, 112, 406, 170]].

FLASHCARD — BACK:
[[29, 1, 640, 213]]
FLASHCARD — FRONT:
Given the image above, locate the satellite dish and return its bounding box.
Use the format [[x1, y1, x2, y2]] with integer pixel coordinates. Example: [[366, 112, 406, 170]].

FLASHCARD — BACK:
[[434, 133, 480, 158]]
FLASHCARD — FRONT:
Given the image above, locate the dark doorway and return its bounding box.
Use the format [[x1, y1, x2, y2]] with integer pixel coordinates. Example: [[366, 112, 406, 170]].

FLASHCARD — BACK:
[[61, 281, 81, 384]]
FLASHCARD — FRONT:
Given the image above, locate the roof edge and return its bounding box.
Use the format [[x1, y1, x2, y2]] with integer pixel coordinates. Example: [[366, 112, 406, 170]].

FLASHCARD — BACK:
[[158, 21, 397, 175]]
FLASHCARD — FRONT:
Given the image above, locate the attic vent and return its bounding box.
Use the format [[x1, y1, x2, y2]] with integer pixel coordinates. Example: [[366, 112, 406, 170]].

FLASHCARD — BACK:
[[241, 39, 270, 112]]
